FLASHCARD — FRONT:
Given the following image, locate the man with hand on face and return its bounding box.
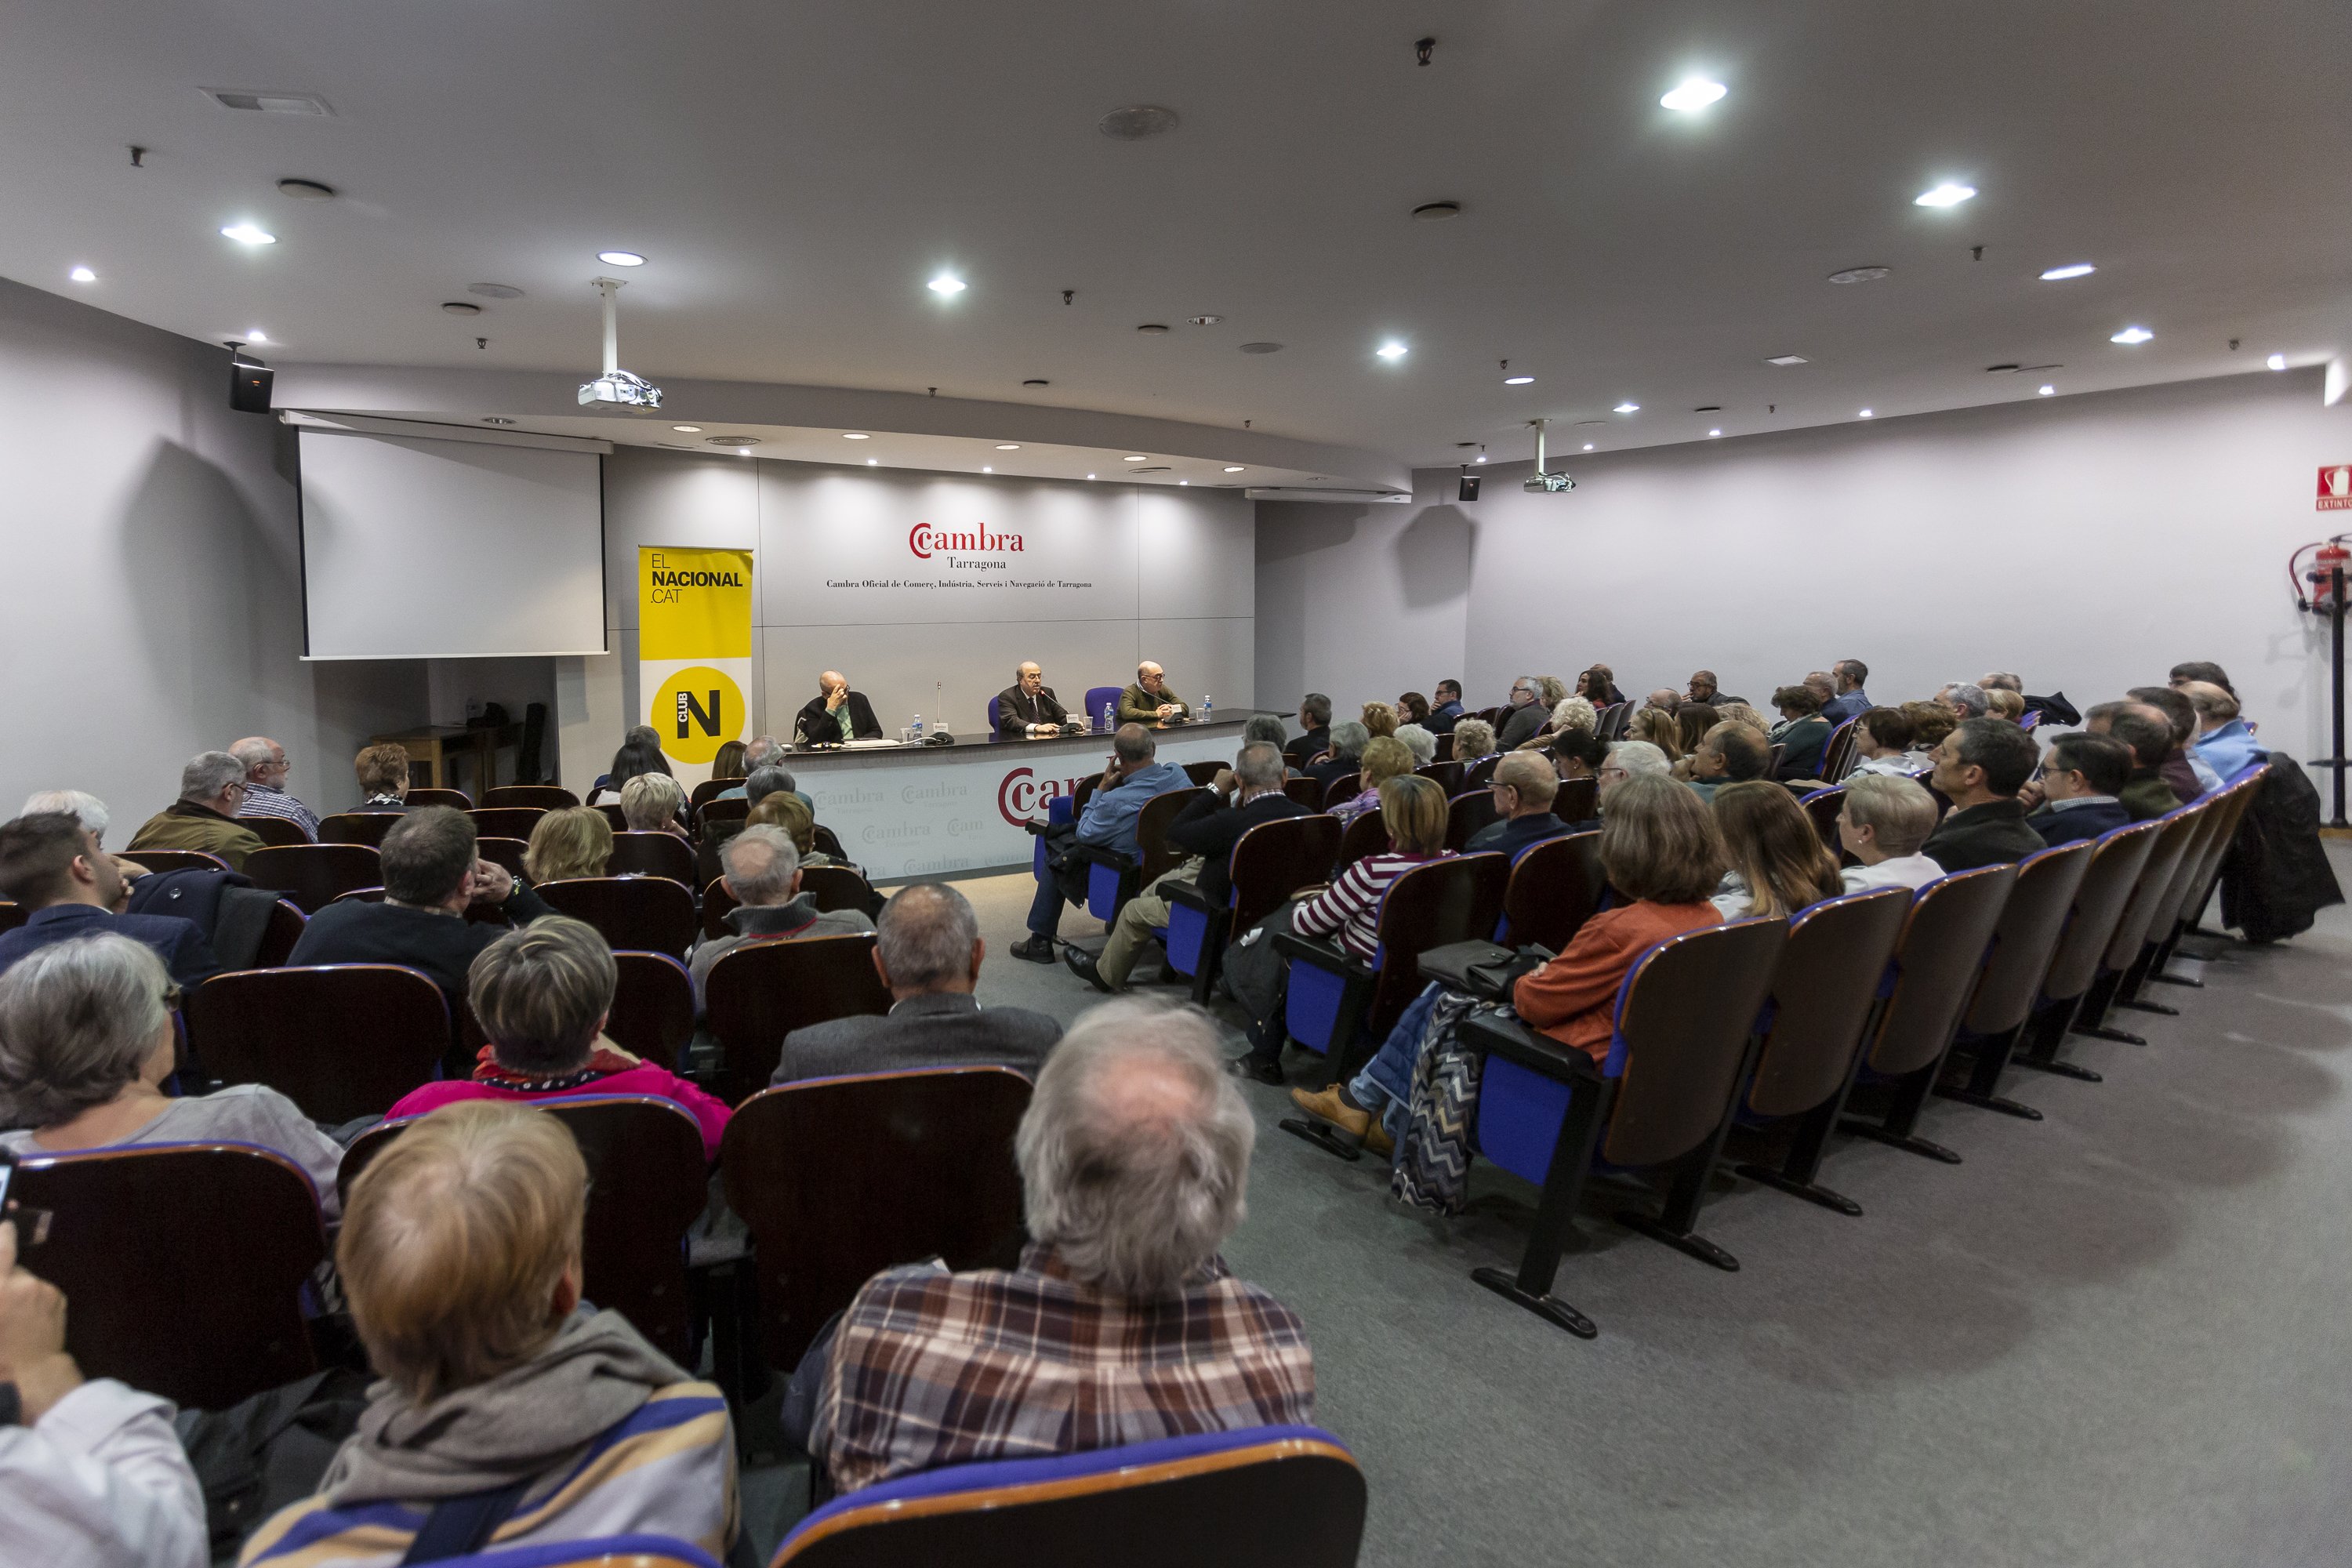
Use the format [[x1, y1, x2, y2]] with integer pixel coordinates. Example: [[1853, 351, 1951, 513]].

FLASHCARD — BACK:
[[794, 670, 884, 745], [996, 662, 1072, 738], [1117, 662, 1191, 726]]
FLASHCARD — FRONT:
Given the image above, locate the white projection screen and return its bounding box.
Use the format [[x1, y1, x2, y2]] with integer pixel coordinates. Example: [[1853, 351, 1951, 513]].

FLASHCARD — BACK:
[[297, 429, 608, 659]]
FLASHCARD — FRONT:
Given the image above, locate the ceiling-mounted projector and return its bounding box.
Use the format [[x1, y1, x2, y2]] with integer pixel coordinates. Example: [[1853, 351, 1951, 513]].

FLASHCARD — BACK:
[[577, 278, 662, 409], [1520, 418, 1575, 493]]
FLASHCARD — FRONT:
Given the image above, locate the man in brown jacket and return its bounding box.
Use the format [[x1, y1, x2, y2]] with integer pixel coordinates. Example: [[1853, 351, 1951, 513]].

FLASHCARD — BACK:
[[126, 752, 265, 871], [1116, 661, 1191, 725]]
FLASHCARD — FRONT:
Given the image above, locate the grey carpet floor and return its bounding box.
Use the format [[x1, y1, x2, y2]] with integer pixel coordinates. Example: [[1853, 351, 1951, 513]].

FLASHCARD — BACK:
[[746, 851, 2352, 1566]]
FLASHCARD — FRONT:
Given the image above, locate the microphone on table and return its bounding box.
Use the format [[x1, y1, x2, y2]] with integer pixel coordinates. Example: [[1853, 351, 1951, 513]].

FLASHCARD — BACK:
[[923, 730, 956, 746]]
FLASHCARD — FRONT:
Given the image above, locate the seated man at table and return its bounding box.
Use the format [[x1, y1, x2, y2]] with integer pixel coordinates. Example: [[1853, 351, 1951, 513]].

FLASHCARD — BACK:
[[1465, 752, 1570, 859], [0, 812, 220, 986], [800, 999, 1315, 1493], [287, 806, 551, 1001], [1065, 741, 1307, 993], [2026, 732, 2135, 846], [793, 670, 884, 745], [688, 825, 873, 999], [774, 883, 1060, 1083], [1010, 726, 1189, 964], [1117, 662, 1191, 725], [996, 661, 1073, 738]]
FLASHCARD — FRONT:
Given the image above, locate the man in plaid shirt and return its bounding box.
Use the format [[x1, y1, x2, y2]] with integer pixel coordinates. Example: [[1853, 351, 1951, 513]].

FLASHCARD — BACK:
[[804, 1000, 1316, 1494], [229, 736, 320, 841]]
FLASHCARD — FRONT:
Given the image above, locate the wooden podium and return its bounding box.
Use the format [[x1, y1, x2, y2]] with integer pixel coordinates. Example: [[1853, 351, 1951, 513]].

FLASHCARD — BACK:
[[372, 724, 521, 799]]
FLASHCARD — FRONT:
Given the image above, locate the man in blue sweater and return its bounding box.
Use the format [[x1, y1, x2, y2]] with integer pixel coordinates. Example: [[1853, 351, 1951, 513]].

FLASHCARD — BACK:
[[1011, 725, 1191, 962]]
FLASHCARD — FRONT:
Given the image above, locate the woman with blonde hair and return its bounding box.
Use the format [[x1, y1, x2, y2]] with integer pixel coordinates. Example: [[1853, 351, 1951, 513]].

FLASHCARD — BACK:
[[1332, 735, 1415, 823], [1628, 706, 1683, 762], [524, 806, 612, 884], [747, 790, 843, 869], [1714, 701, 1773, 737], [1229, 774, 1454, 1083], [1986, 688, 2027, 722], [1452, 717, 1497, 764], [709, 739, 749, 783], [1709, 780, 1842, 920], [1359, 701, 1399, 740], [620, 772, 691, 841]]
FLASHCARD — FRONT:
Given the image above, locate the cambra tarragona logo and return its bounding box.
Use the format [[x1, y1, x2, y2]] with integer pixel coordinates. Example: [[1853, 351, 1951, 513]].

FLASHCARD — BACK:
[[996, 765, 1092, 826], [651, 666, 746, 764], [909, 523, 1025, 560]]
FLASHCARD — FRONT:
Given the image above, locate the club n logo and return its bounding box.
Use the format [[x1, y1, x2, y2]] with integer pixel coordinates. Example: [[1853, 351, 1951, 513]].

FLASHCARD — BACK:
[[676, 688, 722, 739]]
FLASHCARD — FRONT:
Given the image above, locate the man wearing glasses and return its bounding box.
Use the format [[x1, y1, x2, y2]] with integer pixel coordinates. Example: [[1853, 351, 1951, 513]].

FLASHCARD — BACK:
[[124, 752, 265, 872], [1497, 676, 1547, 751]]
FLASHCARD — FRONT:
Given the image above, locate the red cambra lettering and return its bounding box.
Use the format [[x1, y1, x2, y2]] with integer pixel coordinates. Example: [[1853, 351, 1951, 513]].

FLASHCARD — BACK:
[[996, 766, 1091, 827], [909, 524, 1025, 560]]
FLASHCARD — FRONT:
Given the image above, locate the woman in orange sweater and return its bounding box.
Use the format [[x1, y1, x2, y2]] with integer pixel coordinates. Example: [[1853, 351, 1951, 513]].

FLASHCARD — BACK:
[[1293, 773, 1726, 1152]]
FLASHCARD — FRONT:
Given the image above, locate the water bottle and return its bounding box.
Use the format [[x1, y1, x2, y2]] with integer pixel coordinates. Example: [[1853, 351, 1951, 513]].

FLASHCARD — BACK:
[[1201, 695, 1213, 724], [1100, 701, 1113, 733], [911, 712, 924, 742]]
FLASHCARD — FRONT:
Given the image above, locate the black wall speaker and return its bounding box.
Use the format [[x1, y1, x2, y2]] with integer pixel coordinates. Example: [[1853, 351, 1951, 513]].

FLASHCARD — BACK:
[[1457, 473, 1482, 502], [229, 355, 274, 414]]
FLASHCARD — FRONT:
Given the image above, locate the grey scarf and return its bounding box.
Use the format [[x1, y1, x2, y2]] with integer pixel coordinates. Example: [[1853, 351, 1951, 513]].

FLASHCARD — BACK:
[[322, 1307, 692, 1504]]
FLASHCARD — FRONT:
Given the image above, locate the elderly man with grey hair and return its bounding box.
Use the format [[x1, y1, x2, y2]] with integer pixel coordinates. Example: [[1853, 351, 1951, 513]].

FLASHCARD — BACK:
[[1066, 740, 1309, 993], [717, 739, 793, 801], [799, 999, 1315, 1494], [689, 822, 873, 999], [1936, 681, 1991, 721], [771, 883, 1059, 1084], [1302, 718, 1369, 793], [228, 735, 320, 841], [1284, 692, 1333, 770], [125, 752, 266, 871]]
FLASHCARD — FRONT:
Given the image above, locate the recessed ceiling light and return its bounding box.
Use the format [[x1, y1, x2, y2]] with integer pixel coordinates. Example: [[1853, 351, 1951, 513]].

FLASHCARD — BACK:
[[1827, 266, 1891, 285], [2111, 325, 2154, 344], [982, 466, 993, 473], [672, 425, 702, 433], [1475, 454, 1487, 463], [1123, 455, 1148, 462], [1087, 473, 1097, 480], [1708, 429, 1722, 437], [1504, 374, 1534, 385], [1377, 342, 1408, 360], [276, 178, 336, 200], [1914, 183, 1976, 208], [220, 223, 276, 245], [866, 457, 878, 465], [928, 274, 966, 295], [1858, 408, 1875, 418], [995, 443, 1020, 450], [1224, 466, 1245, 473], [2267, 353, 2288, 372], [1766, 354, 1809, 367], [68, 265, 96, 283], [1660, 78, 1727, 112], [1584, 443, 1595, 452], [247, 329, 267, 343], [1179, 480, 1189, 486], [1189, 315, 1223, 326], [2039, 263, 2096, 281], [842, 432, 869, 440], [597, 251, 645, 267], [2038, 384, 2056, 396], [1098, 104, 1179, 140], [1613, 401, 1639, 413], [739, 448, 751, 456]]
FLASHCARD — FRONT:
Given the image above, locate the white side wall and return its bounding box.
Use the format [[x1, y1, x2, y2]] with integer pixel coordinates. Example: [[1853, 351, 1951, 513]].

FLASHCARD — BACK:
[[0, 278, 424, 822], [1255, 370, 2352, 764]]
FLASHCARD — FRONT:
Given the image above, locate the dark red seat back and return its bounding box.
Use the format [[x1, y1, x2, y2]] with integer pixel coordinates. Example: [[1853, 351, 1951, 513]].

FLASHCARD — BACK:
[[1138, 788, 1207, 886], [1283, 779, 1324, 810], [800, 864, 877, 915], [122, 848, 230, 874], [1746, 888, 1911, 1118], [1365, 854, 1510, 1040], [2100, 808, 2205, 971], [253, 898, 308, 966], [1498, 831, 1605, 952], [187, 964, 450, 1122], [1798, 787, 1846, 851], [1866, 866, 2016, 1077], [1334, 810, 1391, 872], [605, 830, 698, 885], [1443, 788, 1499, 851], [702, 876, 739, 940], [469, 807, 547, 840], [485, 785, 580, 810], [608, 950, 698, 1066], [594, 803, 630, 832], [1184, 760, 1226, 786], [1229, 816, 1343, 932], [1550, 777, 1599, 824], [475, 836, 529, 877], [689, 777, 735, 813], [241, 815, 311, 848], [316, 812, 395, 847], [405, 787, 473, 810], [721, 1067, 1033, 1367], [15, 1144, 325, 1410], [1417, 761, 1465, 794], [2038, 820, 2161, 1005], [703, 934, 893, 1105], [1319, 772, 1360, 810], [0, 900, 24, 936], [241, 844, 384, 914], [699, 797, 750, 829], [535, 877, 698, 957], [1603, 916, 1788, 1167], [1962, 841, 2094, 1036]]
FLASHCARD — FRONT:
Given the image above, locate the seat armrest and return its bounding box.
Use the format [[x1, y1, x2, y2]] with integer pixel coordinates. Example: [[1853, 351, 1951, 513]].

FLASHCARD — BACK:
[[1162, 880, 1214, 913], [1073, 843, 1140, 870], [1461, 1011, 1604, 1085], [1272, 928, 1370, 979]]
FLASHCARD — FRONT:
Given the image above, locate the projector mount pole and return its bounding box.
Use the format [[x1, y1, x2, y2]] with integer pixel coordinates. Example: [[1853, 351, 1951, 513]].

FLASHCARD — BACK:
[[595, 278, 623, 376], [1531, 418, 1547, 474]]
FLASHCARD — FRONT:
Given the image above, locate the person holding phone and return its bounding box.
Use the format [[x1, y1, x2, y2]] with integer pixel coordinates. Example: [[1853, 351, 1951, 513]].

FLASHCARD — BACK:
[[0, 1210, 209, 1567]]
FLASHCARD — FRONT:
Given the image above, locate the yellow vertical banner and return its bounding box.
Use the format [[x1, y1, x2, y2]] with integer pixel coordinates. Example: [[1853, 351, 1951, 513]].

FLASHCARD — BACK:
[[639, 546, 754, 783]]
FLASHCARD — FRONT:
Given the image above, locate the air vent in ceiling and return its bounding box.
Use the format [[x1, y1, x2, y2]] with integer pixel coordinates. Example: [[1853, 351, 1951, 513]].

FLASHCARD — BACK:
[[704, 436, 760, 447], [202, 87, 334, 116], [1131, 466, 1171, 473], [1239, 342, 1283, 354]]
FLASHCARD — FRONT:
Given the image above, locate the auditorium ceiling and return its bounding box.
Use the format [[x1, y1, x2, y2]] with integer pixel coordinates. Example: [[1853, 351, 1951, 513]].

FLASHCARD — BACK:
[[2, 0, 2345, 470]]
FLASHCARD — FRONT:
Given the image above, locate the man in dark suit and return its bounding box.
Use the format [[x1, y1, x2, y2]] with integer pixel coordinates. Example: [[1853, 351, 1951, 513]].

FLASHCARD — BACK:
[[2027, 732, 2134, 846], [793, 670, 884, 745], [0, 812, 220, 986], [1465, 753, 1571, 859], [1284, 693, 1333, 768], [995, 662, 1071, 738], [772, 882, 1059, 1083], [1922, 718, 2047, 872], [1066, 742, 1306, 992]]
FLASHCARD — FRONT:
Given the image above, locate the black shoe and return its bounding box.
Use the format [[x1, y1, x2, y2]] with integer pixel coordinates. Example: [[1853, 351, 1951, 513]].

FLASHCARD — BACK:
[[1064, 945, 1113, 993], [1228, 1052, 1286, 1086], [1009, 935, 1057, 964]]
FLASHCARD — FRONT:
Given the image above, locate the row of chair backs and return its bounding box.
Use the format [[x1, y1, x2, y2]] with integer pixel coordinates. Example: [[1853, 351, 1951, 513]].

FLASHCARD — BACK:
[[1497, 832, 1604, 952], [538, 877, 699, 956], [13, 1142, 326, 1411], [608, 830, 699, 884], [187, 963, 451, 1123], [1319, 772, 1359, 810], [1333, 811, 1390, 872], [243, 843, 381, 913], [721, 1066, 1033, 1367], [1416, 760, 1465, 794], [1866, 865, 2016, 1077], [705, 933, 894, 1105], [1744, 887, 1912, 1119], [240, 815, 312, 848], [1601, 919, 1788, 1167], [1443, 788, 1500, 851], [1283, 778, 1323, 810], [340, 1096, 709, 1362], [1362, 854, 1509, 1042], [1231, 815, 1344, 933], [1959, 841, 2094, 1036], [2100, 807, 2206, 971], [2035, 821, 2161, 1005], [485, 785, 579, 810], [1820, 717, 1860, 782]]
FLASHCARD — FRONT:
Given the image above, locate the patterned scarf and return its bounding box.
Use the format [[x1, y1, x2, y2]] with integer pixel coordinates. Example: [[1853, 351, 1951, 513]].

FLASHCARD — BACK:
[[470, 1040, 635, 1091]]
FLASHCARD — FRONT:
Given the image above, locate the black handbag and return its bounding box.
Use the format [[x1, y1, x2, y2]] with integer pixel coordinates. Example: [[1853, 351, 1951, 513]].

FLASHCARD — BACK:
[[1414, 939, 1554, 1004]]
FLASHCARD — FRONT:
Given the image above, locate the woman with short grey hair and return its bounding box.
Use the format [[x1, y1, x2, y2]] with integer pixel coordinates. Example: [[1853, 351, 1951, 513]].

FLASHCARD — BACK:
[[0, 934, 347, 1217], [1393, 723, 1437, 767]]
